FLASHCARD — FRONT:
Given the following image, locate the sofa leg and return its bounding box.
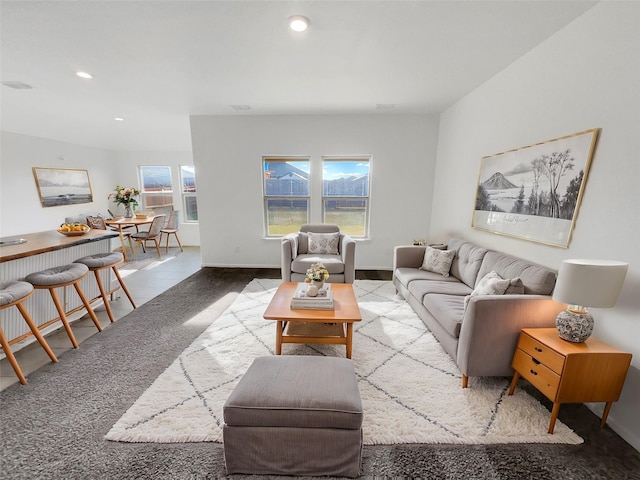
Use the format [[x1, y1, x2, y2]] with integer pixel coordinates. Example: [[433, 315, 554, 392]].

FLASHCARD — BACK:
[[461, 375, 468, 388]]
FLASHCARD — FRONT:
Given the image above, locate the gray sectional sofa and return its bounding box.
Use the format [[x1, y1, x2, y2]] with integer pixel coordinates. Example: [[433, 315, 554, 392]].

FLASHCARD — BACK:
[[393, 237, 565, 387]]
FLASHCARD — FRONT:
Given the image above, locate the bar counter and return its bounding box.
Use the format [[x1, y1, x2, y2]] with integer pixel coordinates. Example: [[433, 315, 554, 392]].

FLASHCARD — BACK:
[[0, 229, 119, 349], [0, 229, 118, 263]]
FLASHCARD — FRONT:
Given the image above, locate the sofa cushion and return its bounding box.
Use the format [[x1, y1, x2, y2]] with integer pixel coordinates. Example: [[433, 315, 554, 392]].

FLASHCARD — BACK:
[[408, 279, 473, 304], [394, 267, 460, 288], [291, 254, 344, 274], [308, 232, 340, 255], [449, 242, 489, 288], [464, 271, 510, 309], [420, 246, 455, 277], [422, 293, 466, 338], [505, 277, 525, 295], [477, 251, 556, 295]]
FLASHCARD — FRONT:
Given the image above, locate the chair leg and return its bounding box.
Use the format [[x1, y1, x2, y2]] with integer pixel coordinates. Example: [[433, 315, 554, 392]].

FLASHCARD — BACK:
[[16, 302, 58, 363], [153, 239, 162, 259], [72, 282, 103, 332], [164, 232, 170, 253], [93, 269, 115, 323], [111, 266, 136, 309], [0, 327, 27, 384], [47, 288, 79, 348], [174, 232, 184, 252]]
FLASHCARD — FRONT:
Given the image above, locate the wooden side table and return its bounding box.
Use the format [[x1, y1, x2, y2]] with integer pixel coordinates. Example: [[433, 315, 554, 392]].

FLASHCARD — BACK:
[[508, 327, 632, 434]]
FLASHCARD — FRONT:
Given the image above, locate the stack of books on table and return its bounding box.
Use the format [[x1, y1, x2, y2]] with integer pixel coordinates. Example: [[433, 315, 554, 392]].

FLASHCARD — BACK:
[[290, 283, 334, 310]]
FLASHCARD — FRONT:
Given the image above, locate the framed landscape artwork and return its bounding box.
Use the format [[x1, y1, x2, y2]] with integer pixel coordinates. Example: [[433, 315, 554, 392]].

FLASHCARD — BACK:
[[33, 167, 94, 207], [471, 128, 599, 248]]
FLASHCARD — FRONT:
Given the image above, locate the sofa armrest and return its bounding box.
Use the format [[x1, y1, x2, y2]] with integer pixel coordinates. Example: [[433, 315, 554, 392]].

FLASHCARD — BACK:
[[341, 234, 356, 284], [281, 235, 296, 282], [456, 295, 565, 379], [393, 245, 426, 271]]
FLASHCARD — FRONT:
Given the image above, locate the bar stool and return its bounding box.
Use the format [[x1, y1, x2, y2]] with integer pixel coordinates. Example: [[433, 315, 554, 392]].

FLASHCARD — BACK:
[[74, 252, 136, 323], [0, 281, 58, 385], [25, 263, 102, 349]]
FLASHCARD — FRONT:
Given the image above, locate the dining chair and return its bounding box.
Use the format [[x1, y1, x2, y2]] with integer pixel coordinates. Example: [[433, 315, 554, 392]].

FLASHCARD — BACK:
[[160, 210, 184, 253], [86, 215, 135, 258], [130, 215, 166, 259]]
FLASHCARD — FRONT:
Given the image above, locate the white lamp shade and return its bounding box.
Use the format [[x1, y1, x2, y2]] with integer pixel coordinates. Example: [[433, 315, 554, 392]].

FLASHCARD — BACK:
[[552, 259, 629, 308]]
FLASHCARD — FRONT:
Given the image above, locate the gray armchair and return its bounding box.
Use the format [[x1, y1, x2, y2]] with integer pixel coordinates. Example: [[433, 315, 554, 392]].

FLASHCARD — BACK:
[[281, 224, 356, 284]]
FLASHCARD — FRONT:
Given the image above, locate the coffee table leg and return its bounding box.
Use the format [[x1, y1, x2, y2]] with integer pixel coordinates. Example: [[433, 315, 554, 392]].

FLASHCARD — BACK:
[[275, 320, 283, 355], [346, 323, 353, 359]]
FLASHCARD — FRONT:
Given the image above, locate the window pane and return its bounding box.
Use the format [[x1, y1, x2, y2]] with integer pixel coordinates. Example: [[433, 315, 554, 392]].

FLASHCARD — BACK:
[[323, 199, 367, 236], [264, 160, 309, 196], [140, 166, 172, 192], [323, 160, 369, 197], [143, 193, 173, 210], [266, 198, 308, 236], [184, 195, 198, 221], [180, 165, 196, 193]]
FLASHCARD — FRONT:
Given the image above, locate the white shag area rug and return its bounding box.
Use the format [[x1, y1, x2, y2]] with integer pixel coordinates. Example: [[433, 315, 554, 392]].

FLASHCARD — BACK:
[[105, 279, 582, 445]]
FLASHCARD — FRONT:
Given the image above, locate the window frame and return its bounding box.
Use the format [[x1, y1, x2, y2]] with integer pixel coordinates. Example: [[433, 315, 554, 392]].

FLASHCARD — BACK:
[[138, 165, 174, 213], [321, 156, 371, 238], [262, 156, 311, 237], [180, 165, 198, 223]]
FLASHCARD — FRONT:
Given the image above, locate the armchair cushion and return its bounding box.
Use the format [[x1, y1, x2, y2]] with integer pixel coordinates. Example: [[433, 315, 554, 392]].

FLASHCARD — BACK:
[[308, 232, 340, 255]]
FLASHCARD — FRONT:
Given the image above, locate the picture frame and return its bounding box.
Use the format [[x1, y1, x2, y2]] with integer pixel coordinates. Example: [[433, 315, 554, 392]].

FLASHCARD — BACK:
[[33, 167, 94, 207], [471, 128, 599, 248]]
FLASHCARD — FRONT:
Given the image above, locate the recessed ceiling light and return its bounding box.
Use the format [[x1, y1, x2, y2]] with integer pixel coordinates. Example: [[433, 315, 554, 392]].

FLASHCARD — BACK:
[[76, 71, 93, 79], [114, 117, 124, 121], [288, 15, 309, 32]]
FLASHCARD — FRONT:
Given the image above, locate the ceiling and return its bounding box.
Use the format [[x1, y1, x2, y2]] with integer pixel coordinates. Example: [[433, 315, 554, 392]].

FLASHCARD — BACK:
[[0, 1, 597, 152]]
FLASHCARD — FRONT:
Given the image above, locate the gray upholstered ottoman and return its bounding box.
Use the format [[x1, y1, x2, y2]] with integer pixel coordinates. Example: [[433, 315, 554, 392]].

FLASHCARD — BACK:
[[223, 355, 363, 478]]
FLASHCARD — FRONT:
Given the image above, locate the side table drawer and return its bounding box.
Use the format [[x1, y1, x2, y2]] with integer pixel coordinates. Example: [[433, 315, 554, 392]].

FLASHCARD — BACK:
[[518, 333, 565, 374], [512, 349, 561, 401]]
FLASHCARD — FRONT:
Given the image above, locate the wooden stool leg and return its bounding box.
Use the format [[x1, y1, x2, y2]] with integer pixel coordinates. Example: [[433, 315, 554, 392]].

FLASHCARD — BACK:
[[93, 270, 115, 323], [16, 302, 58, 363], [72, 282, 102, 332], [111, 266, 136, 309], [0, 327, 27, 384], [48, 287, 79, 348], [174, 233, 183, 252]]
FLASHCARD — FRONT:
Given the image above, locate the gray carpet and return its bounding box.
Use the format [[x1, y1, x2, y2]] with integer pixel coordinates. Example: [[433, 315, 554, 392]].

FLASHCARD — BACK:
[[1, 268, 639, 480]]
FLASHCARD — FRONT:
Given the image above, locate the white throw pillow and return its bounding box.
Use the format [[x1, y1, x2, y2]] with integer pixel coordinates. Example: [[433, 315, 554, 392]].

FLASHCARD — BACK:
[[420, 246, 455, 277], [464, 271, 511, 309], [308, 232, 340, 254]]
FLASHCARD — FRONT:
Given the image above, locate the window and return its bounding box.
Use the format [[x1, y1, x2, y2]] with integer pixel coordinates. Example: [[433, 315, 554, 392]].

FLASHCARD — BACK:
[[322, 157, 370, 237], [263, 157, 310, 236], [139, 166, 173, 213], [180, 165, 198, 222]]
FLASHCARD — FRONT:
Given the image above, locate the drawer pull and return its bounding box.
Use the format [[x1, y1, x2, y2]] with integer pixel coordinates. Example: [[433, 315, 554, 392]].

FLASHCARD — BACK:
[[532, 358, 541, 365], [529, 369, 538, 376], [534, 347, 543, 353]]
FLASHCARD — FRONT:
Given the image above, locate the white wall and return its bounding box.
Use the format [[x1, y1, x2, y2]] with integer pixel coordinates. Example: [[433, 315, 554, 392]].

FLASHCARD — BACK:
[[431, 2, 640, 450], [0, 132, 117, 237], [190, 114, 439, 269], [113, 150, 200, 247]]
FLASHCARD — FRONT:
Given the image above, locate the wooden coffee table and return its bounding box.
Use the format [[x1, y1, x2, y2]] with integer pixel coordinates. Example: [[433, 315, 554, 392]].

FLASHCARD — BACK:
[[263, 282, 362, 359]]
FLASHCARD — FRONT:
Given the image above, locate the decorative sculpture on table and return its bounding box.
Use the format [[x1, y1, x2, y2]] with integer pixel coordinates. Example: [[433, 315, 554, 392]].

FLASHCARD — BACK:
[[108, 185, 140, 218]]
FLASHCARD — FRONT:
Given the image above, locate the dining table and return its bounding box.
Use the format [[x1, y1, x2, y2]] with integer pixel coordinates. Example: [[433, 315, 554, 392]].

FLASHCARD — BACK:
[[105, 216, 157, 261]]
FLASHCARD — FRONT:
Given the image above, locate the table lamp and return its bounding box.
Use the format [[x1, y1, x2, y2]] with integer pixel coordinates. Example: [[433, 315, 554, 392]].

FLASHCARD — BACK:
[[552, 259, 628, 343]]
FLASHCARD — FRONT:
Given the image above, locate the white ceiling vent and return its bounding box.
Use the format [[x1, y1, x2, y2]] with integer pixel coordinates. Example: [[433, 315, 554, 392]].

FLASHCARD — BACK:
[[2, 81, 35, 89]]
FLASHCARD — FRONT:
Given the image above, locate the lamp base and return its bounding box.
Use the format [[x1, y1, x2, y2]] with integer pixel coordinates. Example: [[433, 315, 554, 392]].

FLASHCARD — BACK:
[[555, 308, 594, 343]]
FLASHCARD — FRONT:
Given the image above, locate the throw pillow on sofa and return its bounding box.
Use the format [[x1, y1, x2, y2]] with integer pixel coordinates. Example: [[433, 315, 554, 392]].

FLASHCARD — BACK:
[[308, 232, 340, 254], [464, 271, 511, 309], [420, 246, 455, 277]]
